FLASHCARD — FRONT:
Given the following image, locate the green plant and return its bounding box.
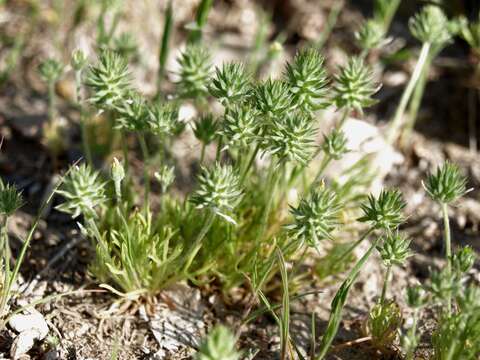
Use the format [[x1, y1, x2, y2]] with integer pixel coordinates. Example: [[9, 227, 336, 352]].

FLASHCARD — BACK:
[[364, 300, 402, 350], [209, 62, 250, 107], [196, 325, 240, 360], [424, 161, 468, 314], [316, 189, 406, 359], [402, 285, 429, 360], [284, 48, 329, 114], [387, 5, 452, 145], [176, 44, 212, 100]]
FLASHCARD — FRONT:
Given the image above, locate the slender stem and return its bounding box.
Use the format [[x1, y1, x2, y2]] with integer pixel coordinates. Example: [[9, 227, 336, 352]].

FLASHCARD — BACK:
[[387, 42, 431, 145], [187, 0, 213, 44], [441, 202, 452, 315], [310, 155, 332, 190], [316, 236, 381, 360], [183, 211, 215, 273], [0, 216, 9, 317], [400, 53, 433, 147], [215, 137, 223, 163], [255, 162, 280, 245], [405, 308, 418, 360], [200, 143, 206, 164], [156, 0, 173, 97], [47, 81, 55, 125], [380, 265, 392, 305], [137, 133, 150, 207], [240, 142, 261, 184], [336, 227, 375, 263], [74, 70, 92, 166]]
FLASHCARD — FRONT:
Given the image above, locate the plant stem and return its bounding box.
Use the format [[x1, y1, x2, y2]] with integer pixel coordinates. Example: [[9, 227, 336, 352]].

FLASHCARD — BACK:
[[47, 80, 56, 125], [0, 216, 9, 318], [310, 155, 332, 190], [255, 162, 280, 245], [380, 264, 392, 305], [156, 0, 173, 97], [187, 0, 213, 44], [405, 308, 418, 360], [200, 143, 206, 164], [387, 42, 431, 145], [74, 70, 92, 166], [240, 142, 260, 184], [316, 236, 381, 360], [441, 202, 452, 315], [336, 227, 375, 263], [137, 133, 150, 207], [183, 210, 215, 274]]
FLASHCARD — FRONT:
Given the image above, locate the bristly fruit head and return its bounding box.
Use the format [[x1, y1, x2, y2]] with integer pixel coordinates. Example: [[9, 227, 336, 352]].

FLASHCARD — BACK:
[[190, 163, 243, 224], [322, 128, 348, 160], [262, 112, 316, 166], [332, 57, 379, 114], [452, 246, 476, 275], [39, 58, 64, 83], [428, 267, 458, 302], [286, 187, 342, 247], [284, 48, 330, 113], [113, 32, 138, 59], [85, 50, 131, 110], [195, 325, 240, 360], [406, 285, 428, 309], [221, 104, 259, 148], [193, 113, 218, 145], [457, 15, 480, 55], [0, 184, 23, 216], [424, 161, 468, 204], [154, 165, 175, 194], [409, 5, 452, 45], [176, 44, 212, 99], [355, 19, 387, 51], [56, 164, 106, 219], [209, 62, 250, 106], [253, 79, 292, 118], [147, 102, 181, 137], [377, 231, 412, 267], [359, 189, 406, 230], [71, 49, 88, 71], [115, 91, 149, 131]]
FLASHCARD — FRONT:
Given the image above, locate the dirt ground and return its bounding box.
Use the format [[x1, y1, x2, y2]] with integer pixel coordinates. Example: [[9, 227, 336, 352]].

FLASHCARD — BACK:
[[0, 0, 479, 359]]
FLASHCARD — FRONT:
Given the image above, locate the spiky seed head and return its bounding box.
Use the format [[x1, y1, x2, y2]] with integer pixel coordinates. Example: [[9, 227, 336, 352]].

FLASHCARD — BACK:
[[355, 19, 387, 51], [409, 5, 452, 45], [56, 164, 106, 219], [39, 58, 64, 83], [286, 187, 342, 247], [190, 164, 243, 224], [193, 113, 218, 145], [85, 50, 131, 110], [332, 57, 379, 114], [176, 45, 212, 99], [209, 62, 251, 106], [0, 184, 23, 216], [322, 128, 348, 160], [154, 165, 175, 193], [377, 232, 412, 267], [424, 161, 468, 204], [221, 104, 259, 148], [71, 50, 88, 71], [452, 246, 476, 275], [113, 32, 138, 59], [147, 102, 181, 137], [284, 48, 330, 113], [359, 189, 406, 230], [253, 79, 292, 118], [406, 285, 428, 309], [196, 325, 240, 360], [115, 91, 149, 131], [262, 112, 316, 165], [457, 15, 480, 54]]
